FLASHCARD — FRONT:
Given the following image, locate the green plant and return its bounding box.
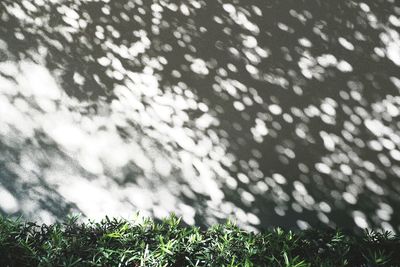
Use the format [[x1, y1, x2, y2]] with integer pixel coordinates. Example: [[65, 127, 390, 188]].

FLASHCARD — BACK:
[[1, 215, 399, 266]]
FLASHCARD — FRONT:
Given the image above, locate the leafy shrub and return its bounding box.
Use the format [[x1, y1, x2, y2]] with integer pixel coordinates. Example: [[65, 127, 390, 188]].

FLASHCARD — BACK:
[[1, 215, 399, 266]]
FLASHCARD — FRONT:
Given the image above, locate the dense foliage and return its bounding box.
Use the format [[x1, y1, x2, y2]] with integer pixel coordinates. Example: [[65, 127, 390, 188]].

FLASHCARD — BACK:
[[1, 215, 399, 266]]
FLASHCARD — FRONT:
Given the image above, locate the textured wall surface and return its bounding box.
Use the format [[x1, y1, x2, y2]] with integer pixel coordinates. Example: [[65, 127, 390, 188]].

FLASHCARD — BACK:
[[0, 0, 400, 232]]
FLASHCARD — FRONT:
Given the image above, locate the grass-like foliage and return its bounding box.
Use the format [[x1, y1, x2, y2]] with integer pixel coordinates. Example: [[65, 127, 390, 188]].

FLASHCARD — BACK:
[[1, 215, 399, 266]]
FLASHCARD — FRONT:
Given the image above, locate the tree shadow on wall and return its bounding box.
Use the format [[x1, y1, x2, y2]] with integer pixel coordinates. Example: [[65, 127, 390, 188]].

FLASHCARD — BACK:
[[0, 0, 400, 231]]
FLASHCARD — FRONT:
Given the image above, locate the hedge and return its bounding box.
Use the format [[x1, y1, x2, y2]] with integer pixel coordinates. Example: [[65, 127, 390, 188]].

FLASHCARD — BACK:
[[1, 215, 399, 266]]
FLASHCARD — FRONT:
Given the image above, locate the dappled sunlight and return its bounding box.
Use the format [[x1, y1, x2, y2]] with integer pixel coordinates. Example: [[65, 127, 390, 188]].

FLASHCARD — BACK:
[[0, 60, 236, 227], [0, 0, 400, 232]]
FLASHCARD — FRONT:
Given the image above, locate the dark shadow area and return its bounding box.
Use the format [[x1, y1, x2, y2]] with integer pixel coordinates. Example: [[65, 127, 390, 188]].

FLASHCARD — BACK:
[[0, 0, 399, 231]]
